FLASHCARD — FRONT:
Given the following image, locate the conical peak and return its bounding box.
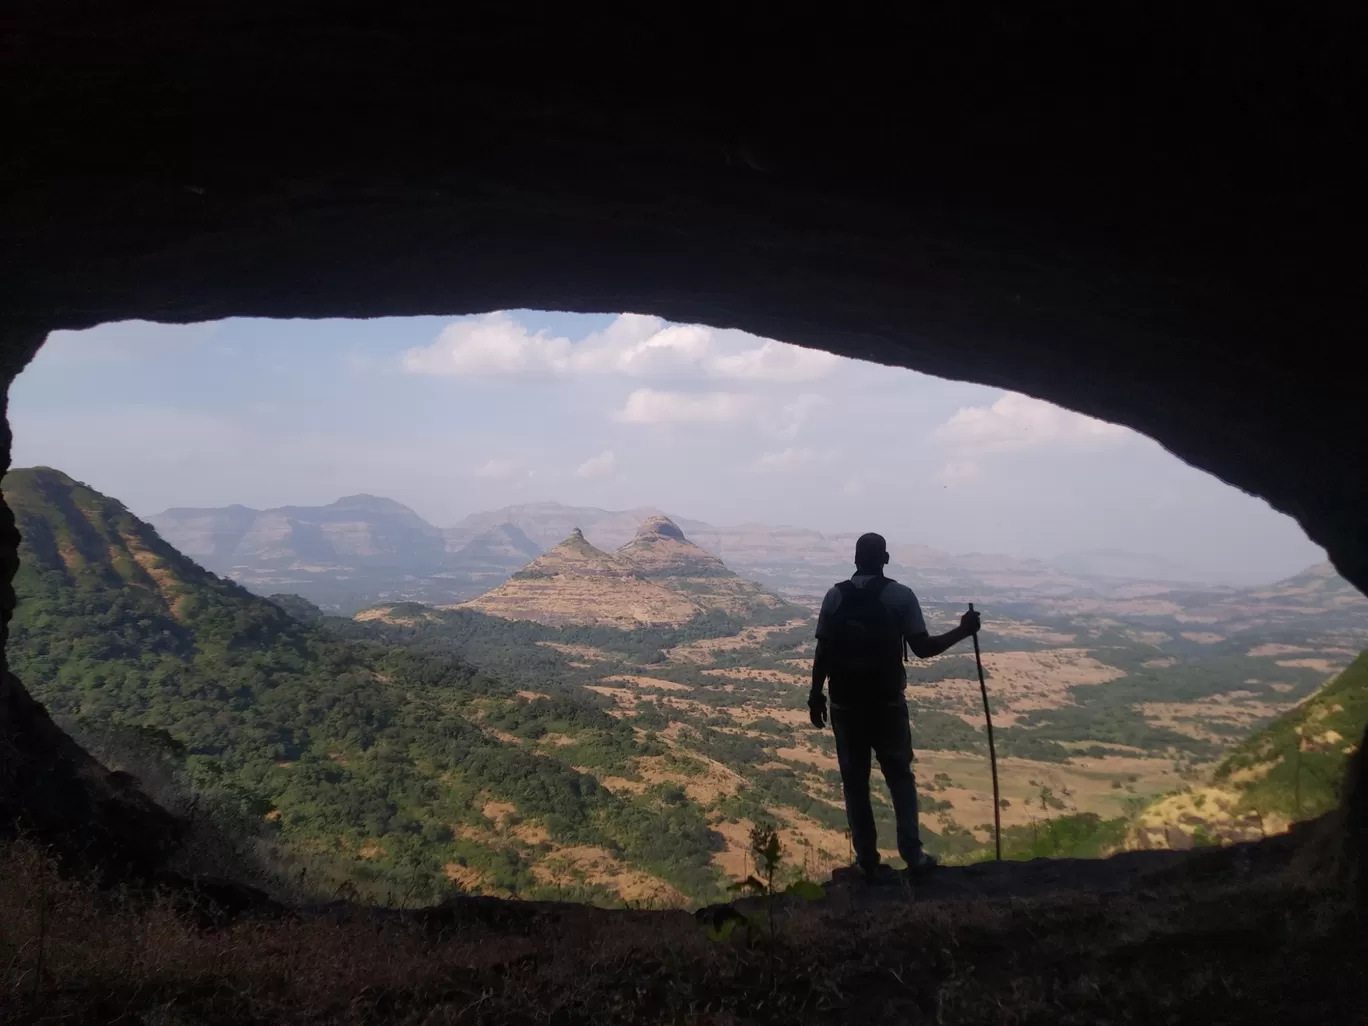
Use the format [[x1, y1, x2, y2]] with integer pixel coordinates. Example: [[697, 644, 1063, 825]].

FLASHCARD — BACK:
[[517, 527, 637, 577], [618, 515, 730, 577], [556, 527, 601, 556]]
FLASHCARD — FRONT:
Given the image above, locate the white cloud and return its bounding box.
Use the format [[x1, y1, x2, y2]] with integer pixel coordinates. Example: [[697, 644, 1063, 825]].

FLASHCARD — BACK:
[[403, 313, 575, 376], [575, 449, 618, 480], [758, 393, 829, 439], [614, 389, 753, 425], [402, 312, 839, 384], [471, 458, 529, 479], [710, 339, 840, 383], [588, 323, 712, 377], [754, 446, 839, 472], [934, 393, 1132, 452]]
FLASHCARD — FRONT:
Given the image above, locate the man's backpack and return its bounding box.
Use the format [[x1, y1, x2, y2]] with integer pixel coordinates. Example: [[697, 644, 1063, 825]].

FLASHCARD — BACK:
[[826, 577, 904, 685]]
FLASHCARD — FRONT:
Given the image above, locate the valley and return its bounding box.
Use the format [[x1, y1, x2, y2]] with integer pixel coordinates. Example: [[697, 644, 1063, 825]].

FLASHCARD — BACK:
[[8, 467, 1368, 910]]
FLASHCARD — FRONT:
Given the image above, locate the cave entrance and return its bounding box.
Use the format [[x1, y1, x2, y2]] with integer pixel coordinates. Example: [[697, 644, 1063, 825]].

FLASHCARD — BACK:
[[5, 309, 1362, 903]]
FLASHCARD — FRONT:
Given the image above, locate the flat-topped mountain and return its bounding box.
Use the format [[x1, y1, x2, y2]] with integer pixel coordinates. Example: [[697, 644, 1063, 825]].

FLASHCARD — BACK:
[[462, 518, 793, 627], [148, 497, 548, 612], [149, 493, 449, 572]]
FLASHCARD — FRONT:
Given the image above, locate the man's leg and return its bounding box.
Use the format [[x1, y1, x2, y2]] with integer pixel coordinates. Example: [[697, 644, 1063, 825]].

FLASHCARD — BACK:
[[831, 708, 879, 869], [872, 702, 924, 866]]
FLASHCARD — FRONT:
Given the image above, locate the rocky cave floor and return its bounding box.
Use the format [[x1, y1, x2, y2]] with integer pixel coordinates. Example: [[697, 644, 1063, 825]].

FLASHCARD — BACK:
[[3, 827, 1364, 1026]]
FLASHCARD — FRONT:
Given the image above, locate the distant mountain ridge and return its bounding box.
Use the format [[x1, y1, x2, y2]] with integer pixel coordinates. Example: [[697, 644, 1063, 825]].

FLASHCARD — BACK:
[[461, 517, 795, 627], [145, 495, 1354, 616], [150, 494, 447, 569], [148, 497, 554, 612]]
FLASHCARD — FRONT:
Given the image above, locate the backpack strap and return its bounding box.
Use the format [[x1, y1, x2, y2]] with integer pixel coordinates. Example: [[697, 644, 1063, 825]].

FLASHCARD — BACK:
[[831, 580, 897, 610]]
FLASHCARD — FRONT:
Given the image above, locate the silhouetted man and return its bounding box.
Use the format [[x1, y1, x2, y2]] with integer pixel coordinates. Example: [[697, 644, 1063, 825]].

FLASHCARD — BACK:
[[809, 532, 980, 881]]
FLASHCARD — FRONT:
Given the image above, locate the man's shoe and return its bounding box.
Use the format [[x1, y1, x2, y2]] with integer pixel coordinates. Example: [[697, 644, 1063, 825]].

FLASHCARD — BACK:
[[859, 862, 902, 886], [904, 851, 938, 882]]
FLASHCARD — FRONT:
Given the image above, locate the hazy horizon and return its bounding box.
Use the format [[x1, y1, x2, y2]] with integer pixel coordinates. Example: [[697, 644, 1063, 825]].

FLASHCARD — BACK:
[[8, 311, 1327, 586]]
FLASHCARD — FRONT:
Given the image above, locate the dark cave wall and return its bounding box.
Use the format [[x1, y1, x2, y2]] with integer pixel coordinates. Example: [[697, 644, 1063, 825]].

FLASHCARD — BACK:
[[1, 3, 1365, 871]]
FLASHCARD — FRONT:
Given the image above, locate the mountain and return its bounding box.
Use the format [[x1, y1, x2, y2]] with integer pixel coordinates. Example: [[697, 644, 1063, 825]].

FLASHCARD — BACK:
[[1049, 549, 1213, 584], [461, 517, 795, 628], [7, 467, 281, 634], [1141, 561, 1368, 632], [446, 501, 665, 552], [151, 493, 447, 569], [617, 516, 793, 619], [145, 495, 1364, 620], [461, 527, 704, 627], [3, 468, 731, 904], [616, 515, 728, 575], [448, 522, 543, 572], [1134, 650, 1367, 846], [1243, 561, 1367, 610], [148, 499, 548, 613]]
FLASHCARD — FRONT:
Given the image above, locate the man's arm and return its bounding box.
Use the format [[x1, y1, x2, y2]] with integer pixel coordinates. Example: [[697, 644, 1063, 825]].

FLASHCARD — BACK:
[[811, 638, 830, 697], [906, 609, 981, 659], [808, 642, 830, 727]]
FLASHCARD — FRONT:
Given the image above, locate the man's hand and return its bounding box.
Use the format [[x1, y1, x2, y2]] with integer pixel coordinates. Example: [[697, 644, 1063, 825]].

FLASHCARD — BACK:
[[909, 608, 984, 659], [808, 691, 828, 729]]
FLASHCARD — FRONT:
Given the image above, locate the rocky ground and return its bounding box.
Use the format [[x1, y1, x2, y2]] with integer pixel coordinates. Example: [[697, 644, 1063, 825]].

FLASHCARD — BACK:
[[3, 822, 1361, 1025]]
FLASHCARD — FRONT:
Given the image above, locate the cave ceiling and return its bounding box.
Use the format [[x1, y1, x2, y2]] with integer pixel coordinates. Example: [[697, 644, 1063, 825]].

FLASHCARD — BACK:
[[2, 4, 1365, 584]]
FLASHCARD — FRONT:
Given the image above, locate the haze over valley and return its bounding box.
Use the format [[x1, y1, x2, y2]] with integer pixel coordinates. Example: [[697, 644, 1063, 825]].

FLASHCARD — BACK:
[[148, 493, 1321, 618]]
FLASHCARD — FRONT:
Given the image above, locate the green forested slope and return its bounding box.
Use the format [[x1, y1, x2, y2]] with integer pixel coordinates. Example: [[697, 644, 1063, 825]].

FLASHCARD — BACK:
[[3, 468, 724, 904], [1212, 649, 1368, 819], [1132, 651, 1367, 846]]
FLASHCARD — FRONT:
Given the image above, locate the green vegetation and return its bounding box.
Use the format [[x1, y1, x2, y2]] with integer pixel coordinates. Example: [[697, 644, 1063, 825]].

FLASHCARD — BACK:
[[348, 604, 757, 670], [1214, 650, 1368, 820], [4, 469, 726, 905], [8, 465, 1362, 918], [996, 812, 1130, 860]]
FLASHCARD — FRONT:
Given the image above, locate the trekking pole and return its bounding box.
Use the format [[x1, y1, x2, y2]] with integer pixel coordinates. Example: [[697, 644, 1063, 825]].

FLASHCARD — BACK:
[[969, 603, 1002, 861]]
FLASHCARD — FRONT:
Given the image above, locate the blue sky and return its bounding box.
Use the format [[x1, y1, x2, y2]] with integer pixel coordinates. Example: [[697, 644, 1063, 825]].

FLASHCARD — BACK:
[[8, 310, 1324, 584]]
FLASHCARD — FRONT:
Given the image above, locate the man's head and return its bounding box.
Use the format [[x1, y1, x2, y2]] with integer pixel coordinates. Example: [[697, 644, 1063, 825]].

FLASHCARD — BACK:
[[854, 532, 890, 573]]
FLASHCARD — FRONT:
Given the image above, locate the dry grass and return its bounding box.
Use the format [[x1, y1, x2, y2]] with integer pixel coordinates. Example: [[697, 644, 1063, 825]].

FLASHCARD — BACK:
[[2, 839, 1362, 1025]]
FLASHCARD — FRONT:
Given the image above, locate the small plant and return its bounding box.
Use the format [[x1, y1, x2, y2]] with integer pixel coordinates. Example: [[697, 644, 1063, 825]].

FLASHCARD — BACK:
[[703, 823, 824, 985]]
